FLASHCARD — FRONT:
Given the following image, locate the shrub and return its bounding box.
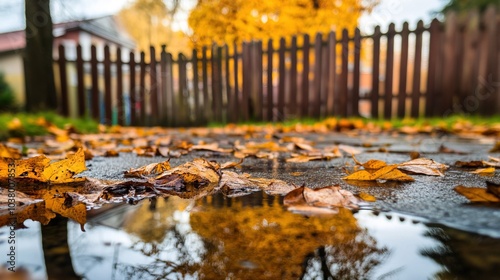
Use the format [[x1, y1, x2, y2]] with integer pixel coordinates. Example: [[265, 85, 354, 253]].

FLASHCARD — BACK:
[[0, 72, 15, 111]]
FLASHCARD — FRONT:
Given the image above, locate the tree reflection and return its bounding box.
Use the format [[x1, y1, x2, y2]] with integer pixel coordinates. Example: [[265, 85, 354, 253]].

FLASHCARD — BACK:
[[422, 226, 500, 279], [41, 216, 80, 279], [98, 192, 387, 279]]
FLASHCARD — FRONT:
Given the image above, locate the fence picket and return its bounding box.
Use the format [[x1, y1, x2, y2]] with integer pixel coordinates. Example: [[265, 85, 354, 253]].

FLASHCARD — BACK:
[[57, 45, 69, 117], [398, 23, 409, 118], [411, 21, 424, 117], [384, 24, 395, 119], [75, 45, 85, 117], [116, 47, 124, 125]]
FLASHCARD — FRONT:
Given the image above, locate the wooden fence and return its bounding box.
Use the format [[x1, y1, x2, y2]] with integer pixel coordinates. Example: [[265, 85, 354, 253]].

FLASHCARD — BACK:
[[55, 7, 500, 126]]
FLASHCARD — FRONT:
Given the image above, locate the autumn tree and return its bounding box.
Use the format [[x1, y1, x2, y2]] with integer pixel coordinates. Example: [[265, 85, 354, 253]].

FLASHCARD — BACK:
[[118, 0, 191, 56], [188, 0, 379, 48], [24, 0, 58, 112]]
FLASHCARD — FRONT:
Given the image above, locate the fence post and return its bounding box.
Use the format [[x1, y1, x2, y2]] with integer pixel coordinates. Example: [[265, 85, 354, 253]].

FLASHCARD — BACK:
[[384, 23, 395, 119], [149, 46, 158, 126], [103, 45, 112, 125], [339, 29, 349, 117], [313, 33, 322, 119], [232, 41, 240, 123], [160, 45, 168, 125], [139, 51, 146, 126], [57, 45, 69, 117], [480, 6, 498, 115], [224, 44, 231, 123], [202, 46, 210, 122], [192, 48, 201, 125], [90, 45, 99, 121], [129, 52, 137, 126], [266, 39, 274, 121], [327, 31, 336, 116], [166, 52, 175, 126], [397, 22, 410, 118], [441, 12, 458, 116], [178, 53, 189, 126], [116, 47, 124, 125], [425, 19, 442, 116], [212, 44, 223, 123], [289, 36, 298, 117], [241, 42, 249, 121], [75, 44, 85, 117], [301, 34, 310, 118], [278, 37, 286, 121], [411, 20, 424, 118], [371, 26, 381, 118], [352, 28, 361, 117]]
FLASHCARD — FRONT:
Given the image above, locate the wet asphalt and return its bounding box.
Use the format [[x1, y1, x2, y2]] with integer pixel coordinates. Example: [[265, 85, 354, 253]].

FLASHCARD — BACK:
[[79, 131, 500, 238]]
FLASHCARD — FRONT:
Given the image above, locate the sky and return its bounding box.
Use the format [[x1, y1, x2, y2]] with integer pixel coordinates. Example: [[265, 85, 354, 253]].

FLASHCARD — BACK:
[[0, 0, 446, 34]]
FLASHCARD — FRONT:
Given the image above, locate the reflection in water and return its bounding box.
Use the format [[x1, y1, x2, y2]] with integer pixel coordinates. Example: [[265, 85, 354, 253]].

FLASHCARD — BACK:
[[422, 225, 500, 279], [2, 192, 500, 279], [190, 193, 387, 279]]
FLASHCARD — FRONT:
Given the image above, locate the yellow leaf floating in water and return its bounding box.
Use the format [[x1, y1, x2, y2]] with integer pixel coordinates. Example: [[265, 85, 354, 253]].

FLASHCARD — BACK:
[[0, 148, 86, 184], [358, 192, 376, 202]]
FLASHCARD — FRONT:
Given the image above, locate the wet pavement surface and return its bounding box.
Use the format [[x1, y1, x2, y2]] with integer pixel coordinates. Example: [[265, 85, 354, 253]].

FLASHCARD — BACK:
[[80, 131, 500, 238]]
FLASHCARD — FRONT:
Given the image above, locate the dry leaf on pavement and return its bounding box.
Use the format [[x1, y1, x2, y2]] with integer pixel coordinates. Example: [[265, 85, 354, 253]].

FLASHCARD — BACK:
[[397, 158, 448, 176], [124, 160, 171, 178], [283, 185, 359, 212], [454, 185, 500, 203]]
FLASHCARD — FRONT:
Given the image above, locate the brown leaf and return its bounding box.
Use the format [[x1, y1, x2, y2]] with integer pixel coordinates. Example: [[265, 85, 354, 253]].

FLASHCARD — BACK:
[[454, 185, 500, 203], [154, 158, 221, 189], [124, 160, 172, 178], [338, 144, 362, 155], [397, 158, 448, 176], [284, 186, 359, 210], [490, 141, 500, 153], [220, 159, 244, 169], [486, 181, 500, 198], [455, 160, 485, 168], [192, 143, 232, 153], [219, 171, 295, 196]]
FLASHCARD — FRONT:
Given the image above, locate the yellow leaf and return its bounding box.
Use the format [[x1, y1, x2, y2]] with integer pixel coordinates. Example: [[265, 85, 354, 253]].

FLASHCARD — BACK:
[[454, 185, 500, 203], [358, 192, 376, 202], [0, 143, 21, 159], [470, 167, 495, 175], [125, 160, 172, 178], [41, 149, 87, 183], [343, 170, 373, 181]]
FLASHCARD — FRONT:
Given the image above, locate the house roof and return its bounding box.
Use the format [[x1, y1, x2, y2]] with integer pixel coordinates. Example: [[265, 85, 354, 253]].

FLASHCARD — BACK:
[[0, 15, 135, 54]]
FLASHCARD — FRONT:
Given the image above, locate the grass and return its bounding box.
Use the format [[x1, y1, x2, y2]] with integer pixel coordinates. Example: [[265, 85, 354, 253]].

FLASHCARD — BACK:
[[0, 111, 99, 140], [208, 115, 500, 129]]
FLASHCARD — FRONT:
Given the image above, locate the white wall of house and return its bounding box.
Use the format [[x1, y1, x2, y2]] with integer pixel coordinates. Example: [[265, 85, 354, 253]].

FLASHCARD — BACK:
[[0, 52, 25, 106]]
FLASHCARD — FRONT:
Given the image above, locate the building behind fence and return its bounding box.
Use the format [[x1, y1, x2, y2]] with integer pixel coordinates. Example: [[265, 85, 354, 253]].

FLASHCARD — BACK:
[[55, 7, 500, 126]]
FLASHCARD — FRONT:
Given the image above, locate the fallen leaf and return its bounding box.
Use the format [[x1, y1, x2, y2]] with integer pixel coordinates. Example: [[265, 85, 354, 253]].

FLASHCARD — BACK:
[[470, 167, 496, 175], [154, 158, 221, 189], [220, 159, 244, 169], [283, 185, 359, 210], [352, 156, 387, 170], [486, 181, 500, 197], [41, 149, 87, 183], [192, 143, 232, 153], [397, 158, 448, 176], [0, 144, 21, 159], [455, 160, 485, 168], [219, 171, 295, 196], [338, 144, 362, 155], [343, 165, 414, 182], [490, 141, 500, 153], [358, 192, 376, 202], [454, 185, 500, 203], [124, 160, 172, 178]]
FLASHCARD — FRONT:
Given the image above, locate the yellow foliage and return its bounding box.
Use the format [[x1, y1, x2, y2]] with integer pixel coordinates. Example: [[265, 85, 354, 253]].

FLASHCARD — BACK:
[[118, 0, 191, 56], [188, 0, 377, 48]]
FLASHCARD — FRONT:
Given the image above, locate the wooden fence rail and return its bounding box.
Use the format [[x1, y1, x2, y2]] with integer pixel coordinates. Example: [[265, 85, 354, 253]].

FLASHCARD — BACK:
[[55, 7, 500, 126]]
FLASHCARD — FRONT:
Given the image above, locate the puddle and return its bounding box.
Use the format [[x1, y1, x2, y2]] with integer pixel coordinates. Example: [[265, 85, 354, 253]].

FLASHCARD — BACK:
[[1, 192, 500, 279]]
